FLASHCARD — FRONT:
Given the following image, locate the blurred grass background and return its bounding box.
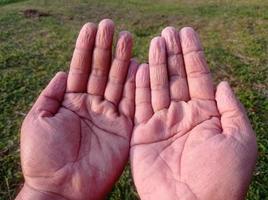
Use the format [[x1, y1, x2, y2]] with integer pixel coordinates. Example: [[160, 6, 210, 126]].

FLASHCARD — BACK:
[[0, 0, 267, 199]]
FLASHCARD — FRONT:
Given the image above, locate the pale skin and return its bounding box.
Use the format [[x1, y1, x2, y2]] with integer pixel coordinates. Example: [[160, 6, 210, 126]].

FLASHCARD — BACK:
[[15, 19, 257, 200]]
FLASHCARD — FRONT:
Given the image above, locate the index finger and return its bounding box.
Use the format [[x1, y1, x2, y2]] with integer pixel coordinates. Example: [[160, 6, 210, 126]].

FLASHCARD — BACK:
[[67, 23, 97, 92], [179, 27, 214, 100]]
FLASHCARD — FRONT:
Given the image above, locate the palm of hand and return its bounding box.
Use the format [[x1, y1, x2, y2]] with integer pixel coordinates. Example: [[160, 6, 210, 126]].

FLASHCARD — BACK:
[[131, 27, 257, 200], [18, 20, 257, 200], [22, 94, 131, 199], [132, 100, 256, 200], [20, 20, 137, 200]]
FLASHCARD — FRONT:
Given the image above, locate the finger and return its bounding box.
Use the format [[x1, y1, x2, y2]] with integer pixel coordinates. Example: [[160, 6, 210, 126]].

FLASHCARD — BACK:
[[215, 81, 254, 136], [119, 59, 138, 119], [87, 19, 114, 96], [161, 26, 189, 101], [149, 37, 170, 112], [105, 31, 133, 105], [33, 72, 67, 117], [179, 27, 214, 100], [67, 23, 97, 92], [135, 64, 153, 124]]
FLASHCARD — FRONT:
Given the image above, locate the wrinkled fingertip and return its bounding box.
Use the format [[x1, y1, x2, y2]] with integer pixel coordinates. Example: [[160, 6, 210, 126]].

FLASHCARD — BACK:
[[81, 22, 97, 32], [215, 81, 242, 115], [79, 22, 97, 39], [179, 26, 195, 35], [216, 81, 234, 98], [126, 59, 139, 78], [53, 71, 68, 86], [179, 26, 202, 53], [136, 64, 149, 87], [76, 22, 97, 49], [217, 81, 231, 90], [119, 30, 132, 38], [150, 36, 165, 48], [116, 31, 133, 60], [138, 63, 149, 72], [99, 18, 115, 29], [55, 71, 67, 78], [161, 26, 181, 54], [161, 26, 176, 37], [149, 36, 166, 64]]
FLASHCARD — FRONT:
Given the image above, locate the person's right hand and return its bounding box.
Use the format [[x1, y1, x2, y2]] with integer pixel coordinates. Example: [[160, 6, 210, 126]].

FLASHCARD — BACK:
[[130, 27, 257, 200], [17, 19, 137, 200]]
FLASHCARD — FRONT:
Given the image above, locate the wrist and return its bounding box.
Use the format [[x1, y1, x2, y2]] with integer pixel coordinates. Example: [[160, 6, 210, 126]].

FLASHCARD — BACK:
[[15, 183, 67, 200]]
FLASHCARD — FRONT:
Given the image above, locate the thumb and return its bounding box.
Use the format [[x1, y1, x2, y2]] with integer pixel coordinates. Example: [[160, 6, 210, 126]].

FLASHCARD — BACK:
[[215, 81, 253, 137], [33, 72, 67, 117]]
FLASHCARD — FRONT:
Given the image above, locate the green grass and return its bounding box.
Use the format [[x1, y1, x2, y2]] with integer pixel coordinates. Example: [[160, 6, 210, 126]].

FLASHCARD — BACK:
[[0, 0, 25, 5], [0, 0, 267, 199]]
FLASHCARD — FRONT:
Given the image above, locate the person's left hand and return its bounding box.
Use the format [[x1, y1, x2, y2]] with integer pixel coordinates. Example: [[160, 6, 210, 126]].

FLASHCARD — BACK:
[[130, 27, 257, 200], [16, 19, 137, 200]]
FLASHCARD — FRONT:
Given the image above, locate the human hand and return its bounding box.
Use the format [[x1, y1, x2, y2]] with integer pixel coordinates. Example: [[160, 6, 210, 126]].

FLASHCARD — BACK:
[[130, 27, 257, 200], [16, 19, 137, 200]]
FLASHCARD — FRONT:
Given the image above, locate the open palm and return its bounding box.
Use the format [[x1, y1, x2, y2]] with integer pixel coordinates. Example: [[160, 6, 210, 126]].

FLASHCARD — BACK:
[[19, 19, 137, 200], [131, 27, 257, 200]]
